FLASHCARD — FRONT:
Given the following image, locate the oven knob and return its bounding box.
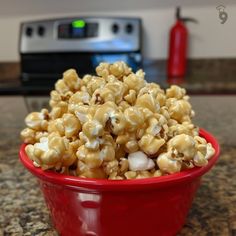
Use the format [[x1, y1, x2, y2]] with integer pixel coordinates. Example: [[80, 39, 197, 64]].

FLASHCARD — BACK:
[[126, 24, 133, 34], [38, 26, 45, 36], [25, 27, 33, 37], [112, 23, 119, 34]]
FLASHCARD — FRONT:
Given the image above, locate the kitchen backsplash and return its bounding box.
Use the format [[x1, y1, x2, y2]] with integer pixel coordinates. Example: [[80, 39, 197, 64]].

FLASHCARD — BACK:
[[0, 62, 20, 83], [1, 4, 236, 61]]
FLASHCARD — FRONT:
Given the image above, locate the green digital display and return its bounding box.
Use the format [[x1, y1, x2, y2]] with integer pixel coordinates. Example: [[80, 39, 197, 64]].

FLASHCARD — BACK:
[[72, 20, 86, 28]]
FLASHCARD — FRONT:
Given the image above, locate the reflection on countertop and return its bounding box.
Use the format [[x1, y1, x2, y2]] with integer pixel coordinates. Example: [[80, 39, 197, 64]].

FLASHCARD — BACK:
[[0, 95, 236, 235], [143, 58, 236, 94], [1, 58, 236, 94]]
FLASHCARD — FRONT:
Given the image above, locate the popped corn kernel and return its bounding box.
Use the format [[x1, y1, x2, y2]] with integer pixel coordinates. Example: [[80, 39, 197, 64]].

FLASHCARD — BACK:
[[136, 93, 159, 113], [21, 128, 37, 144], [25, 109, 49, 131], [157, 151, 182, 174], [77, 161, 106, 179], [168, 99, 193, 123], [166, 85, 186, 99], [138, 134, 165, 156], [124, 106, 144, 132], [95, 62, 110, 78], [76, 145, 103, 168], [55, 79, 70, 94], [63, 69, 81, 91], [103, 160, 119, 176], [123, 73, 145, 92], [128, 151, 155, 171], [193, 151, 208, 167], [109, 61, 132, 78], [87, 77, 106, 96], [167, 134, 196, 160], [21, 61, 215, 178], [124, 89, 137, 105]]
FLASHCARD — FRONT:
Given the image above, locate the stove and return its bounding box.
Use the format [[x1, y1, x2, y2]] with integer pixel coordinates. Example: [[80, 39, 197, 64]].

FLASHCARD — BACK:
[[19, 16, 142, 88]]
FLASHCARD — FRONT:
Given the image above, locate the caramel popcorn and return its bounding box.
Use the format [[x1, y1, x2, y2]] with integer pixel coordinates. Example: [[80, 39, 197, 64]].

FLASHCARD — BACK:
[[21, 61, 215, 179]]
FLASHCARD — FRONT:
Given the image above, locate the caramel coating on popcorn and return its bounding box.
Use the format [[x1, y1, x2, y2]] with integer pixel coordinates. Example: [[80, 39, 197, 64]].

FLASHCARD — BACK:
[[21, 61, 215, 179]]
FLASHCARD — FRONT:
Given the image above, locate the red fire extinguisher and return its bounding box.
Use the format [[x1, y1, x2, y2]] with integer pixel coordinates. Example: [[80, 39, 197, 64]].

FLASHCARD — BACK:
[[167, 7, 197, 79]]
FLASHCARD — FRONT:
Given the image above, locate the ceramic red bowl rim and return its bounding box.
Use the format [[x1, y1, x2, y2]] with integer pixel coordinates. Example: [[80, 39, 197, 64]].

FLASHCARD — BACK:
[[19, 128, 220, 191]]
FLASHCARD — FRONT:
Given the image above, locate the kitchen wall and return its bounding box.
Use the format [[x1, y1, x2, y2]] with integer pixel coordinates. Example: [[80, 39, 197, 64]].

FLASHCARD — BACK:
[[0, 2, 235, 61]]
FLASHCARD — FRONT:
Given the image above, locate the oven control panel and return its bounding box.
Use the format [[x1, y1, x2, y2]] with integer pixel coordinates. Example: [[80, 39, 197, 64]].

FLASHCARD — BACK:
[[58, 21, 99, 39], [20, 17, 142, 53]]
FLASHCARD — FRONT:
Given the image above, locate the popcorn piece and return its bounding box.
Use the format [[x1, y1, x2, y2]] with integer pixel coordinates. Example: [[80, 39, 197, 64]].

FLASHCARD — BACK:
[[128, 151, 155, 171], [49, 90, 71, 119], [96, 62, 110, 78], [48, 118, 64, 136], [69, 91, 91, 106], [76, 145, 103, 168], [77, 161, 106, 179], [21, 61, 216, 179], [124, 170, 153, 179], [138, 83, 163, 98], [48, 114, 81, 139], [124, 89, 136, 105], [156, 93, 166, 107], [193, 151, 208, 167], [63, 69, 81, 91], [146, 117, 161, 136], [167, 134, 196, 160], [82, 120, 103, 139], [153, 170, 163, 177], [108, 111, 126, 135], [25, 109, 49, 131], [25, 134, 76, 170], [109, 61, 132, 78], [124, 171, 138, 179], [73, 105, 91, 124], [136, 93, 159, 113], [123, 73, 145, 92], [135, 69, 145, 79], [87, 77, 106, 96], [118, 100, 130, 111], [105, 81, 128, 103], [119, 158, 129, 173], [125, 140, 139, 153], [99, 145, 115, 162], [90, 88, 115, 104], [103, 160, 119, 176], [168, 122, 198, 137], [138, 134, 165, 155], [93, 102, 117, 127], [205, 143, 215, 160], [50, 103, 68, 120], [136, 171, 153, 179], [138, 107, 154, 121], [55, 79, 70, 94], [157, 151, 182, 174], [21, 128, 37, 144], [168, 99, 192, 123], [166, 85, 186, 99], [124, 107, 144, 132], [49, 90, 61, 107], [62, 113, 81, 138], [195, 137, 215, 161]]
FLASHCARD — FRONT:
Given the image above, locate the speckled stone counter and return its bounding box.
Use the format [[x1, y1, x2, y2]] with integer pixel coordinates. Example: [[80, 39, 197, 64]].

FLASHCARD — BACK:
[[1, 95, 236, 236]]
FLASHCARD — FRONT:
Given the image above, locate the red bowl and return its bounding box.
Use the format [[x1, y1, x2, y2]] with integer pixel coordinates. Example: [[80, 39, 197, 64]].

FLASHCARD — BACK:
[[19, 128, 220, 236]]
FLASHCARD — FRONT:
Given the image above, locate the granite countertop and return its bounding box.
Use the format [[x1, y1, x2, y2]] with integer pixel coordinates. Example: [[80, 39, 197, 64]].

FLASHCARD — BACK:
[[1, 95, 236, 236], [1, 59, 236, 95]]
